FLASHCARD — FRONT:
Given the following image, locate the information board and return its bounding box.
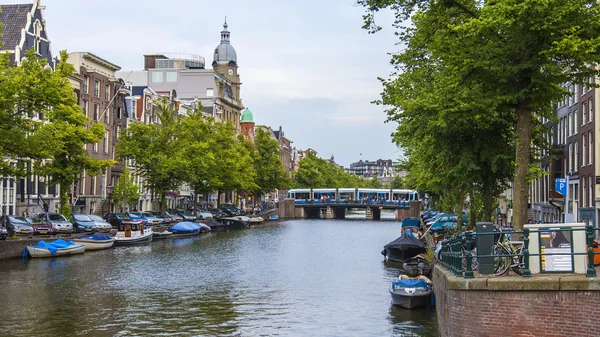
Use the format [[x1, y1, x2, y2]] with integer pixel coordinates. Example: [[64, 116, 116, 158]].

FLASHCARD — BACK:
[[539, 228, 574, 273]]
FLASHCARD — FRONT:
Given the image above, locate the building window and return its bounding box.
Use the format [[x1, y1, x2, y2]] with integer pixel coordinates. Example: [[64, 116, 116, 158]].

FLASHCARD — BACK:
[[568, 143, 572, 173], [583, 134, 587, 166], [94, 80, 100, 97], [589, 131, 593, 165], [583, 102, 587, 125], [166, 72, 177, 82], [103, 132, 108, 153], [573, 111, 578, 135], [590, 98, 594, 123], [93, 141, 98, 152], [583, 179, 587, 207], [83, 76, 89, 93], [568, 113, 572, 136], [574, 141, 579, 169], [90, 176, 95, 195], [152, 72, 163, 83], [590, 175, 594, 207], [207, 88, 214, 97], [104, 105, 109, 124], [93, 104, 99, 121], [82, 100, 88, 116], [105, 84, 110, 100]]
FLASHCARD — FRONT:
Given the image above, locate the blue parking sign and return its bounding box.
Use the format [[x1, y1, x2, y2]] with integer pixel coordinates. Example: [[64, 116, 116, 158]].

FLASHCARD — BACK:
[[555, 178, 567, 196]]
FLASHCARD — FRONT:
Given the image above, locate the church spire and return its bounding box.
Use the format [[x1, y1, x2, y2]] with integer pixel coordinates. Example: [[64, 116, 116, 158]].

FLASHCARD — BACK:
[[221, 17, 230, 43]]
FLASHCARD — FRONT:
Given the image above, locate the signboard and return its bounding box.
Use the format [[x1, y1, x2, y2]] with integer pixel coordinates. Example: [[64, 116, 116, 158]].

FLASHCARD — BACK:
[[555, 178, 567, 196], [539, 228, 574, 273]]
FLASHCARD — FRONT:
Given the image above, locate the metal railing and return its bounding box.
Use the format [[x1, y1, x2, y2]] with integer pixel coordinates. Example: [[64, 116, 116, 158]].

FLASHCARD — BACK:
[[439, 225, 598, 278]]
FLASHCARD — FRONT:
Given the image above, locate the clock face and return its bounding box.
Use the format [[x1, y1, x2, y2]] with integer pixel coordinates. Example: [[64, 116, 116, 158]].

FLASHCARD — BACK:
[[228, 68, 234, 76]]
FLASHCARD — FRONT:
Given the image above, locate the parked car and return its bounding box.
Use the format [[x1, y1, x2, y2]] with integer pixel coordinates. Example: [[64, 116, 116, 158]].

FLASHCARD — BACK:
[[87, 214, 112, 233], [126, 212, 149, 225], [0, 215, 34, 236], [151, 212, 172, 224], [209, 208, 226, 219], [70, 214, 97, 233], [139, 211, 163, 226], [26, 217, 54, 235], [35, 213, 73, 234], [165, 211, 183, 223], [0, 226, 7, 240], [105, 213, 143, 229], [177, 211, 196, 221], [196, 210, 213, 220]]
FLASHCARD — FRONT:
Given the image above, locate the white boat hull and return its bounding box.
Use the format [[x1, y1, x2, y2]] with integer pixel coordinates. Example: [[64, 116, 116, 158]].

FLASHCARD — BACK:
[[114, 230, 153, 245], [72, 238, 115, 250], [27, 244, 86, 258]]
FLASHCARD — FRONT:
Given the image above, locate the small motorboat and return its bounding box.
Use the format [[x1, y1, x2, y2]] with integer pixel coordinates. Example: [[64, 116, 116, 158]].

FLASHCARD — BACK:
[[198, 223, 211, 233], [73, 234, 115, 250], [26, 239, 86, 258], [382, 232, 426, 262], [250, 217, 264, 224], [268, 215, 279, 220], [114, 222, 153, 245], [402, 255, 432, 277], [389, 275, 433, 309], [206, 219, 227, 231], [152, 230, 173, 239], [169, 222, 200, 237], [217, 216, 250, 230]]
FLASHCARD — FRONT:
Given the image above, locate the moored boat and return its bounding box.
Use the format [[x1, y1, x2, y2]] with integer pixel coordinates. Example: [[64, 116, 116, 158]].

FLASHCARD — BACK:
[[389, 275, 433, 309], [382, 232, 426, 262], [169, 222, 201, 237], [268, 215, 279, 220], [250, 216, 264, 224], [217, 216, 250, 230], [114, 221, 153, 245], [206, 219, 227, 231], [402, 255, 432, 277], [26, 239, 86, 258], [73, 234, 115, 250], [153, 230, 173, 239]]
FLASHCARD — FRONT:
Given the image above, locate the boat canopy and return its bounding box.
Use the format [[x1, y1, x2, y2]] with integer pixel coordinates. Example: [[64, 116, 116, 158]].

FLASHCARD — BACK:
[[384, 233, 425, 250], [401, 218, 420, 228], [80, 234, 112, 241], [170, 222, 201, 232], [33, 238, 76, 255], [392, 279, 430, 290]]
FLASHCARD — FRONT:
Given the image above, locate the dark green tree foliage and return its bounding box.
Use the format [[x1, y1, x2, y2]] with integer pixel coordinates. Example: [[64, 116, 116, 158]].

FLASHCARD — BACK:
[[251, 128, 290, 197], [359, 0, 600, 226], [116, 97, 187, 212], [111, 166, 140, 212]]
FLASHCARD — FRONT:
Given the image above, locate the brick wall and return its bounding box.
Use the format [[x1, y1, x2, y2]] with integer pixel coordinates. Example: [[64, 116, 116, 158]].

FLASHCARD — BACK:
[[434, 265, 600, 337]]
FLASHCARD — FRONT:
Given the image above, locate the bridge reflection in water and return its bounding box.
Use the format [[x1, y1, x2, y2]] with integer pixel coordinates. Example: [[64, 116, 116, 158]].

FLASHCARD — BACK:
[[287, 188, 422, 220]]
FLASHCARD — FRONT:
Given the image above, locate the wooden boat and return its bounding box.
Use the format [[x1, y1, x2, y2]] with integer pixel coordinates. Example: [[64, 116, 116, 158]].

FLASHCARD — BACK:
[[114, 222, 153, 245], [169, 222, 200, 237], [402, 255, 432, 277], [389, 275, 433, 309], [26, 239, 86, 258], [250, 216, 264, 224], [382, 232, 426, 262], [73, 234, 115, 250]]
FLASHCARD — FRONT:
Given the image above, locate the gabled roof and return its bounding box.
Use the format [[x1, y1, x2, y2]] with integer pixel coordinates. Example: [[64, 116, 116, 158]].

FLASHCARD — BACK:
[[0, 3, 33, 51]]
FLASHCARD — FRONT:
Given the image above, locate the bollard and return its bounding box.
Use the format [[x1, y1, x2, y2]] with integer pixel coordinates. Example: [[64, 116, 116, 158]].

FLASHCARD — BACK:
[[586, 225, 597, 278], [464, 232, 474, 279], [522, 228, 531, 278]]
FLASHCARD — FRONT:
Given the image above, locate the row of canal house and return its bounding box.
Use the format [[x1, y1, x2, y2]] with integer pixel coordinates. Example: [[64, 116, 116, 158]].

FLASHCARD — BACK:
[[524, 76, 600, 226], [0, 1, 297, 217]]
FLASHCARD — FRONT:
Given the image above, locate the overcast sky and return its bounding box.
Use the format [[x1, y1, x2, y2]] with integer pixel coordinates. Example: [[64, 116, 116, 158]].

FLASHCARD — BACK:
[[20, 0, 403, 167]]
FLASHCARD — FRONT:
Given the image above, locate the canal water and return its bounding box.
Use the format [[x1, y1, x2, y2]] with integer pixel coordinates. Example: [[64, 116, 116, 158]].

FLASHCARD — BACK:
[[0, 217, 438, 336]]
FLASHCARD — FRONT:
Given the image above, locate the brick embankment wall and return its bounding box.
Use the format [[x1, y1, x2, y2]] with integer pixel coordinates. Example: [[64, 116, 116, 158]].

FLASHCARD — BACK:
[[433, 264, 600, 337]]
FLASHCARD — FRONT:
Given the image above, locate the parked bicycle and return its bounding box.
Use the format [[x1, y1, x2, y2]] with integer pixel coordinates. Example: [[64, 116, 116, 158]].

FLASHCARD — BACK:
[[491, 227, 524, 276]]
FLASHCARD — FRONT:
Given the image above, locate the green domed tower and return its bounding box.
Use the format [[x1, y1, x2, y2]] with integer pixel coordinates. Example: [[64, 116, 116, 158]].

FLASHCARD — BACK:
[[240, 108, 255, 143]]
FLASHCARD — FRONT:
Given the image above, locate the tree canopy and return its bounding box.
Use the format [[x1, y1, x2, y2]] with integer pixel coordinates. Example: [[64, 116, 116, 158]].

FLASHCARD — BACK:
[[360, 0, 600, 227]]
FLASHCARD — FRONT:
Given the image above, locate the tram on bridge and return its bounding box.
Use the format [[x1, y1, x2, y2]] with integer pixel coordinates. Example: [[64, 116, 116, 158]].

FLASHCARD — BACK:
[[287, 188, 419, 206]]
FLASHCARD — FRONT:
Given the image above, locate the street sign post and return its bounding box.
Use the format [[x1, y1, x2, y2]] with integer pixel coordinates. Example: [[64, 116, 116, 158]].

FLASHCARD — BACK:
[[555, 178, 567, 196], [555, 177, 571, 223]]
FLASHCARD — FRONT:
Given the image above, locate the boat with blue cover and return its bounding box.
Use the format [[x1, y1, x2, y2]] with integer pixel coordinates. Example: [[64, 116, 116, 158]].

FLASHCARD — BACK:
[[73, 234, 115, 250], [169, 222, 201, 237], [389, 276, 433, 309], [25, 238, 86, 258]]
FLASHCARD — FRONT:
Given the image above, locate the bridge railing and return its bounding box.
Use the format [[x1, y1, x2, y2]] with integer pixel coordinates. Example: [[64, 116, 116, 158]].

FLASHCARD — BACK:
[[293, 199, 411, 207]]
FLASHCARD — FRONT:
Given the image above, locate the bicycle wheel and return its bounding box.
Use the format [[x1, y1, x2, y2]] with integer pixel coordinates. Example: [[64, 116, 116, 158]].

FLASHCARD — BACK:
[[511, 246, 525, 276], [461, 248, 478, 271], [492, 245, 510, 276]]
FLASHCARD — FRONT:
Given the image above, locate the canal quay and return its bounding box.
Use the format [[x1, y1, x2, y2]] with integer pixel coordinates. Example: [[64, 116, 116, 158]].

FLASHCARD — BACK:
[[0, 215, 438, 337]]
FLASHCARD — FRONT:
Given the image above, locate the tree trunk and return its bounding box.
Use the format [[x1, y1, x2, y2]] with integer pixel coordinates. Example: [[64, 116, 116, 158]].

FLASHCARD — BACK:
[[456, 189, 466, 230], [193, 184, 198, 215], [160, 192, 166, 213], [483, 179, 494, 223], [513, 106, 532, 230], [469, 188, 476, 229], [216, 190, 221, 208]]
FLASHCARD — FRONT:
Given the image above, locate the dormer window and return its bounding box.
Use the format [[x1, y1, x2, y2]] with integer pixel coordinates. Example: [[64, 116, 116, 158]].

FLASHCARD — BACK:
[[34, 21, 42, 54]]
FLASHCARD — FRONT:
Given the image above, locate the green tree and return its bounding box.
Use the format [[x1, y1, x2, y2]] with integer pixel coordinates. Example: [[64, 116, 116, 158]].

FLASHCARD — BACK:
[[360, 0, 600, 228], [19, 50, 113, 217], [116, 97, 187, 212], [369, 177, 383, 188], [251, 128, 290, 198], [391, 175, 405, 189], [111, 166, 140, 212]]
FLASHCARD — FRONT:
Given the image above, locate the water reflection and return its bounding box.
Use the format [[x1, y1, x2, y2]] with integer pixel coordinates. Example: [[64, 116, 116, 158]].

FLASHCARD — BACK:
[[0, 219, 437, 336]]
